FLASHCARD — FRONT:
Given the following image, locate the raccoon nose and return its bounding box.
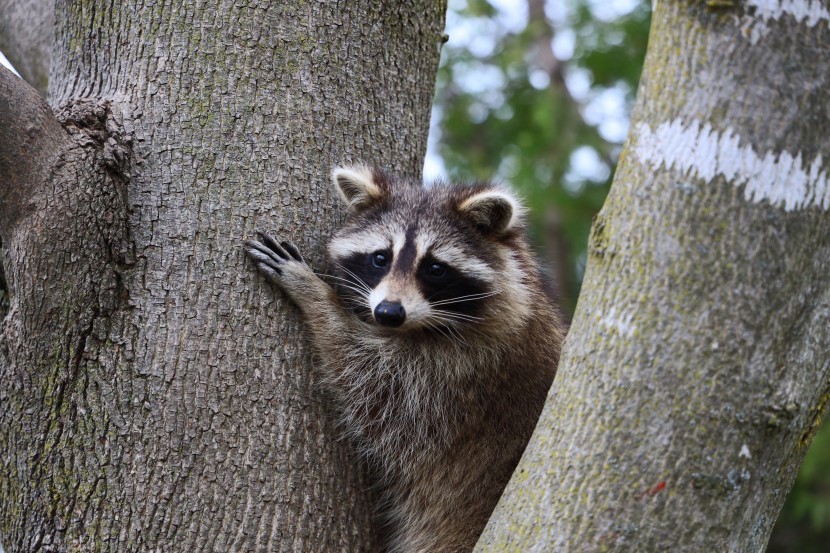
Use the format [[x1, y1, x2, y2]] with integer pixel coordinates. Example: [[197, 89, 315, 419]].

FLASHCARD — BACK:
[[374, 301, 406, 327]]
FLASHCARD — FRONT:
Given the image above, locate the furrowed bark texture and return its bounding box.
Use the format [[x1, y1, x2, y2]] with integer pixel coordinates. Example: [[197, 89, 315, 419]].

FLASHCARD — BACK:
[[477, 1, 830, 551], [0, 1, 446, 551], [0, 0, 54, 96]]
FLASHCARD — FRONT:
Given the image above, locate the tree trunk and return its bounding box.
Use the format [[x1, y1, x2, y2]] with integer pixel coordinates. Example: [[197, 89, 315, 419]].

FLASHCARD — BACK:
[[477, 1, 830, 551], [0, 1, 446, 551]]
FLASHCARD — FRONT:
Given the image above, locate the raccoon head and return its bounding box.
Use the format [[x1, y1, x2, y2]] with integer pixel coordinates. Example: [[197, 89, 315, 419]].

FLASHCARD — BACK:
[[327, 164, 531, 336]]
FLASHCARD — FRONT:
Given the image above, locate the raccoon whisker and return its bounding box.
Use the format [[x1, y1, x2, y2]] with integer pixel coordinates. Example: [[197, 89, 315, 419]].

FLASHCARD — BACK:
[[327, 280, 371, 299], [341, 297, 369, 312], [428, 312, 482, 328], [443, 324, 468, 346], [333, 274, 373, 296], [435, 289, 501, 300], [344, 277, 373, 295], [431, 318, 482, 339], [422, 319, 464, 347], [325, 264, 365, 286], [326, 278, 367, 292], [430, 309, 483, 322], [316, 272, 359, 285], [426, 313, 492, 344], [445, 325, 471, 348], [334, 263, 374, 294], [423, 314, 474, 346], [317, 272, 373, 298], [429, 290, 502, 306], [426, 312, 469, 327], [343, 303, 373, 321], [335, 286, 370, 305], [332, 289, 370, 306]]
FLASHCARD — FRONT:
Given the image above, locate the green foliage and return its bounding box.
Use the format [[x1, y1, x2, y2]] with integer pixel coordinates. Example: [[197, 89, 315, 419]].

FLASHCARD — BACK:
[[434, 0, 830, 548], [768, 417, 830, 553], [434, 0, 650, 310], [789, 420, 830, 528]]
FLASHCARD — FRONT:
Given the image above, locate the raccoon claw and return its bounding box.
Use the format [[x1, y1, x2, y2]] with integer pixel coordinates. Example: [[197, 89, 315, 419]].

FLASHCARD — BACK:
[[245, 238, 283, 276], [255, 231, 292, 261], [244, 232, 312, 289], [280, 241, 304, 262]]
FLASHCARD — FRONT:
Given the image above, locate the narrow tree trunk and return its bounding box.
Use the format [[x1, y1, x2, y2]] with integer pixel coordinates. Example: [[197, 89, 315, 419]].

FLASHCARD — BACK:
[[0, 2, 446, 550], [478, 1, 830, 551]]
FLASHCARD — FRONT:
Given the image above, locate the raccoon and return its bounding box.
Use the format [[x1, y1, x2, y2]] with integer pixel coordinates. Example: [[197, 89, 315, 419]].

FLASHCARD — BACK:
[[244, 165, 565, 553]]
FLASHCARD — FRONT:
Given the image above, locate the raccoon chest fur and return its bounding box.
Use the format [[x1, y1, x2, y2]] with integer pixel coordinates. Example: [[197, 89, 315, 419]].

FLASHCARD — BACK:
[[244, 164, 565, 553], [325, 335, 508, 467]]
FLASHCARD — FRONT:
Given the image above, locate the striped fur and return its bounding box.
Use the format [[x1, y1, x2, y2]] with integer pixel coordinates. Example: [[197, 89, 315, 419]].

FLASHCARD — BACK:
[[245, 165, 565, 552]]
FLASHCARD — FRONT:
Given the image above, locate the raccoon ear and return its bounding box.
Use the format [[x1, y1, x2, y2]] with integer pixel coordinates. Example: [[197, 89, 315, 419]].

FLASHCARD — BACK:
[[457, 189, 524, 235], [332, 164, 388, 212]]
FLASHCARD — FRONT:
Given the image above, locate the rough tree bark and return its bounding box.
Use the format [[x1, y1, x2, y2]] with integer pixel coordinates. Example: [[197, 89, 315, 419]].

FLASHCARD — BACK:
[[0, 1, 445, 551], [477, 1, 830, 551]]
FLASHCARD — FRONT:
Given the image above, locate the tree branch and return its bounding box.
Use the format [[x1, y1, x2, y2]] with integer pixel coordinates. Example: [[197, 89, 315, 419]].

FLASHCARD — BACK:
[[0, 63, 136, 550], [0, 66, 70, 240]]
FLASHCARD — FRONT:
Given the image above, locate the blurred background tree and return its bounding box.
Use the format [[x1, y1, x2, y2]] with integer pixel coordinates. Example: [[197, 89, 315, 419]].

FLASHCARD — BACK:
[[426, 0, 830, 550], [427, 0, 648, 312]]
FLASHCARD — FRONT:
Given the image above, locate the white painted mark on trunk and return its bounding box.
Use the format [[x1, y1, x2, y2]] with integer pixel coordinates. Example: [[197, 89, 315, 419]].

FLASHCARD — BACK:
[[742, 0, 830, 43], [634, 119, 830, 211], [748, 0, 830, 25]]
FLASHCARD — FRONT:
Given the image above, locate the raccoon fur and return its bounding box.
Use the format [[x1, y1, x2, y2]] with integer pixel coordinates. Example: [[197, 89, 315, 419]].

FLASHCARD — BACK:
[[244, 165, 565, 553]]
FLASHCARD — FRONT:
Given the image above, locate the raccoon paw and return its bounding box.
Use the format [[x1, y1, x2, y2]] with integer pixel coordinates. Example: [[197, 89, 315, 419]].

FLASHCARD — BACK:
[[244, 231, 313, 291]]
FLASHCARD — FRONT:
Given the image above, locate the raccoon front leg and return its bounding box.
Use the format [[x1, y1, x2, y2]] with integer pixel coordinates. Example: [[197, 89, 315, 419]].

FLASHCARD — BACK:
[[244, 231, 360, 350], [245, 231, 330, 306]]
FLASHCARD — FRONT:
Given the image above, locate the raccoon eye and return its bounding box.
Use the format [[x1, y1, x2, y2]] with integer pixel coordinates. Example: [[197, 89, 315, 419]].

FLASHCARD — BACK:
[[371, 252, 389, 268], [427, 262, 447, 278]]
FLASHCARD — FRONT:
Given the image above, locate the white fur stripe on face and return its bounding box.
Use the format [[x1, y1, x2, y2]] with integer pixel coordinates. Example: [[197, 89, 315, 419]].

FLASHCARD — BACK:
[[414, 230, 494, 282], [429, 244, 495, 282], [329, 231, 390, 259], [392, 231, 406, 258]]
